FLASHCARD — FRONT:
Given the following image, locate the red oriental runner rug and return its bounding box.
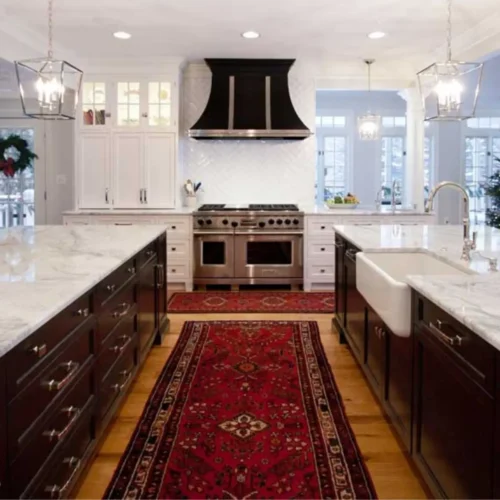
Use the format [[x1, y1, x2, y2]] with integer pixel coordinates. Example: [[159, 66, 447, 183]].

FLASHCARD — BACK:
[[104, 321, 376, 499], [168, 291, 335, 314]]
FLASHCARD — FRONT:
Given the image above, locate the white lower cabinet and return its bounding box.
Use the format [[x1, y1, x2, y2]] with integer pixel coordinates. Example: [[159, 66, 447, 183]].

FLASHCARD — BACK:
[[63, 213, 193, 291], [304, 214, 437, 291], [113, 134, 144, 208]]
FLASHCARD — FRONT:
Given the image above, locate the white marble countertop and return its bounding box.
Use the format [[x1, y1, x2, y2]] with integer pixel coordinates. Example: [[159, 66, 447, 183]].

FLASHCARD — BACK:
[[63, 208, 195, 215], [302, 204, 433, 216], [334, 224, 500, 350], [0, 225, 167, 358]]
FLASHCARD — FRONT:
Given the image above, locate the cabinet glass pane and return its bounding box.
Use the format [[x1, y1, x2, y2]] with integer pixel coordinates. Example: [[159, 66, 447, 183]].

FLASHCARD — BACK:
[[148, 82, 172, 126], [117, 82, 141, 126], [118, 83, 129, 103], [160, 82, 171, 103], [149, 82, 160, 103], [82, 82, 106, 126], [128, 82, 140, 104], [129, 105, 140, 125], [117, 104, 129, 126]]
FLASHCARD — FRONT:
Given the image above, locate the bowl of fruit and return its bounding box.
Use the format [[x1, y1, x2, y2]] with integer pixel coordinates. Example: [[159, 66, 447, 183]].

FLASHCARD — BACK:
[[326, 193, 360, 209]]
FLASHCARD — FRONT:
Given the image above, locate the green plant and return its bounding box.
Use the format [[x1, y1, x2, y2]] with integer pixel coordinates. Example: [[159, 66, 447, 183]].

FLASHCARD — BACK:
[[483, 156, 500, 229]]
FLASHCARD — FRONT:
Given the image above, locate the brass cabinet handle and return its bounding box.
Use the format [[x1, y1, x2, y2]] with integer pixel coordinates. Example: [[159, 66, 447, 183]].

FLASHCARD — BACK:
[[106, 284, 116, 292], [110, 335, 132, 354], [112, 370, 132, 393], [42, 361, 80, 392], [44, 456, 81, 499], [43, 406, 81, 442], [429, 321, 463, 347], [30, 343, 48, 359], [75, 308, 89, 317], [112, 302, 131, 319]]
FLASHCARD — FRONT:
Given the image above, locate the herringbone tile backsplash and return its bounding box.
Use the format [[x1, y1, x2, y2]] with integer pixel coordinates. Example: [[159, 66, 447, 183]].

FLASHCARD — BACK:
[[180, 72, 316, 205]]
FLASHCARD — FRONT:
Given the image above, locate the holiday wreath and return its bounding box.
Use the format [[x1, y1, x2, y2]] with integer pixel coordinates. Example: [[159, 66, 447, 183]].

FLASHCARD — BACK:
[[0, 134, 38, 177]]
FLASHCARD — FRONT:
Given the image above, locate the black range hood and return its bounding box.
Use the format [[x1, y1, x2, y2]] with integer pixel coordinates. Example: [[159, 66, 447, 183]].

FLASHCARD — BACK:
[[189, 59, 312, 140]]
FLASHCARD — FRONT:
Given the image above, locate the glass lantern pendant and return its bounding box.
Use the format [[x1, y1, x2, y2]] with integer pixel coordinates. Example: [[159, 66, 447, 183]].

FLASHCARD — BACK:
[[358, 59, 381, 140], [14, 0, 83, 120], [417, 0, 483, 121]]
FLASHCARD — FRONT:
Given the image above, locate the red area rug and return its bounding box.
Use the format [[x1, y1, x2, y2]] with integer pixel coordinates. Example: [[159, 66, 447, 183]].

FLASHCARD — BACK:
[[105, 321, 376, 499], [168, 291, 335, 313]]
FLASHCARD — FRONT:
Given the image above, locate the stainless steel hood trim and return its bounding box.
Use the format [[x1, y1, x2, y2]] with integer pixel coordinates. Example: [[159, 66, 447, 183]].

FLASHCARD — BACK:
[[228, 76, 235, 130], [189, 129, 313, 139], [265, 76, 271, 130]]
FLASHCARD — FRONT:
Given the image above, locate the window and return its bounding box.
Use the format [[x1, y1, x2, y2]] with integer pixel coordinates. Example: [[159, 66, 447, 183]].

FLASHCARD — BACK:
[[380, 136, 405, 203], [316, 136, 348, 202], [382, 116, 406, 128], [0, 128, 35, 228], [467, 117, 500, 129], [316, 115, 346, 129]]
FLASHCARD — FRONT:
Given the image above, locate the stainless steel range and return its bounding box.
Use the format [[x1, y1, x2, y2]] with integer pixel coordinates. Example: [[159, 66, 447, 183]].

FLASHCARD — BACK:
[[193, 204, 304, 287]]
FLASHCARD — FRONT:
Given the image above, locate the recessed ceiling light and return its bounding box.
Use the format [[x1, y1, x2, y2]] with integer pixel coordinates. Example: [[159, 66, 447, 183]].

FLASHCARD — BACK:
[[113, 31, 132, 40], [368, 31, 386, 39], [241, 31, 260, 39]]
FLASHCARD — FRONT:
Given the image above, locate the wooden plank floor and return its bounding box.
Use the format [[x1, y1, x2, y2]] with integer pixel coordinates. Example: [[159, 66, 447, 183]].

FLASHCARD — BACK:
[[77, 312, 429, 499]]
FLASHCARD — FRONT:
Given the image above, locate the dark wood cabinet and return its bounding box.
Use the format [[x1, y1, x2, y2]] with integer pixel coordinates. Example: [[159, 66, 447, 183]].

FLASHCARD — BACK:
[[334, 234, 346, 334], [343, 243, 365, 362], [365, 307, 386, 397], [0, 232, 166, 499], [413, 321, 496, 499], [495, 352, 500, 499], [156, 232, 169, 341]]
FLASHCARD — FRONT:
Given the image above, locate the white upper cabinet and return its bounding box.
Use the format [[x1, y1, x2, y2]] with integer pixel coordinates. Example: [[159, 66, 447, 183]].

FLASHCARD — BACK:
[[79, 76, 178, 132], [78, 134, 111, 208], [143, 133, 176, 208]]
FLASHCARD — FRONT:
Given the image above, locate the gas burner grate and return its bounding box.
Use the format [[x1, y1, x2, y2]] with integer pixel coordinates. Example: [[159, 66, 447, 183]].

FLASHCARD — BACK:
[[198, 204, 226, 211], [249, 204, 299, 211]]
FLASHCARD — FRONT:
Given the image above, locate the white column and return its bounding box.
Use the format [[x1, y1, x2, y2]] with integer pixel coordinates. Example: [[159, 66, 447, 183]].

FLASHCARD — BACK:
[[399, 87, 425, 211]]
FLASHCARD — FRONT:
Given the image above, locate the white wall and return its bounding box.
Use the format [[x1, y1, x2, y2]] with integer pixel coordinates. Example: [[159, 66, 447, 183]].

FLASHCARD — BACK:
[[0, 98, 75, 224], [180, 64, 316, 205]]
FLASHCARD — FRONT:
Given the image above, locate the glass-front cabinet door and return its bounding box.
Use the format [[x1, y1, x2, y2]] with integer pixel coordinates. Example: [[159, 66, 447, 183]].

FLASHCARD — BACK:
[[116, 82, 141, 127], [81, 82, 107, 128], [147, 81, 173, 128]]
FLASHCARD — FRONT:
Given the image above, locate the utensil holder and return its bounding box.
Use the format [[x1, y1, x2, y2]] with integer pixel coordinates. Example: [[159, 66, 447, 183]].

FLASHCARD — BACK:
[[185, 195, 197, 208]]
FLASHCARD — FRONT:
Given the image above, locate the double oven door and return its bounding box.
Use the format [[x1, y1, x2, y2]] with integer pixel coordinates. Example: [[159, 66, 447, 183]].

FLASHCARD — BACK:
[[194, 231, 303, 281]]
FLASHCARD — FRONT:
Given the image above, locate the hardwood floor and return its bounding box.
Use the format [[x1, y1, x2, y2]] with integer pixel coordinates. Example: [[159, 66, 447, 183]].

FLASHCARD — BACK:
[[77, 312, 429, 499]]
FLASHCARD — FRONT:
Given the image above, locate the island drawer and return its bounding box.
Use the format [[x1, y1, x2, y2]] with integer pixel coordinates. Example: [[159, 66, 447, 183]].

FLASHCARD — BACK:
[[98, 339, 136, 423], [6, 293, 92, 399], [138, 240, 158, 269], [9, 369, 94, 496], [99, 307, 137, 382], [23, 406, 95, 500], [415, 294, 496, 395], [97, 283, 136, 343], [95, 257, 137, 306], [8, 320, 95, 452]]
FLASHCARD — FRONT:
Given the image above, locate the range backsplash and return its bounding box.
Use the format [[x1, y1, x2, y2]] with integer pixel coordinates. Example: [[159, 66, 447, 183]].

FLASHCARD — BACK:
[[180, 66, 316, 205]]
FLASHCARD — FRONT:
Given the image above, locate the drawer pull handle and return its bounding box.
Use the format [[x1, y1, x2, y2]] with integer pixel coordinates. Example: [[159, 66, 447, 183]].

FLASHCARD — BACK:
[[171, 268, 176, 273], [146, 250, 155, 257], [112, 370, 132, 393], [334, 242, 344, 249], [110, 335, 132, 354], [429, 321, 463, 347], [112, 302, 131, 319], [44, 456, 81, 499], [321, 225, 326, 230], [127, 267, 136, 274], [114, 223, 132, 226], [43, 406, 81, 442], [42, 361, 80, 392], [375, 326, 386, 339], [320, 269, 325, 273], [30, 343, 48, 359], [106, 284, 116, 292], [320, 247, 326, 252], [75, 308, 89, 317], [172, 225, 177, 230], [171, 247, 176, 251], [156, 264, 165, 289]]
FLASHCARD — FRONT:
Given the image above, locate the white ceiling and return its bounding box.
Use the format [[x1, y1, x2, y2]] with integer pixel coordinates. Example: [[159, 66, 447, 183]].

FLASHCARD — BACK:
[[1, 0, 499, 64]]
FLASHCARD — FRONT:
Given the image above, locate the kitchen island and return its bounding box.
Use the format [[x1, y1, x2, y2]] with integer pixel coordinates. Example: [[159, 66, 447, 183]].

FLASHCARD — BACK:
[[332, 223, 500, 499], [0, 225, 168, 499]]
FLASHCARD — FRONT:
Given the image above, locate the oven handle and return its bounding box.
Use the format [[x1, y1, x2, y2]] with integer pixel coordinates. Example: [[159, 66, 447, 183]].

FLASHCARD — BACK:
[[194, 231, 234, 235], [234, 231, 304, 236]]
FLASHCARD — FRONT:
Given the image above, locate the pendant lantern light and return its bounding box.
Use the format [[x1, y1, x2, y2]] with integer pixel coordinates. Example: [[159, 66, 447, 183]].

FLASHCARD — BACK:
[[14, 0, 83, 120], [358, 59, 381, 140], [417, 0, 483, 121]]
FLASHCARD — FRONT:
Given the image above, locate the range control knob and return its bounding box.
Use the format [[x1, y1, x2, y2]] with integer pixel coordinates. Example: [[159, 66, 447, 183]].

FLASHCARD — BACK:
[[206, 219, 213, 225], [285, 219, 291, 225], [276, 219, 283, 225], [222, 219, 229, 225], [231, 221, 239, 228], [197, 219, 205, 225], [268, 219, 275, 225], [293, 219, 300, 225], [259, 221, 266, 228]]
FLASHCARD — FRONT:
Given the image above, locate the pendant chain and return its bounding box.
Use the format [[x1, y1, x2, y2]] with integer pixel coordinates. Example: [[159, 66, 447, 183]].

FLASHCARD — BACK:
[[446, 0, 452, 61], [47, 0, 54, 59]]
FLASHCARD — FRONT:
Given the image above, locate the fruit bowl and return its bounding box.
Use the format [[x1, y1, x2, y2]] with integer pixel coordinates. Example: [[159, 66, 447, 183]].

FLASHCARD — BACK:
[[326, 201, 359, 209], [326, 194, 360, 209]]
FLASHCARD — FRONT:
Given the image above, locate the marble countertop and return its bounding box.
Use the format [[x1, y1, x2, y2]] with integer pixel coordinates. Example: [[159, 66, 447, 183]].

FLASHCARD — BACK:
[[63, 208, 195, 215], [0, 225, 167, 358], [334, 224, 500, 350], [301, 204, 433, 216]]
